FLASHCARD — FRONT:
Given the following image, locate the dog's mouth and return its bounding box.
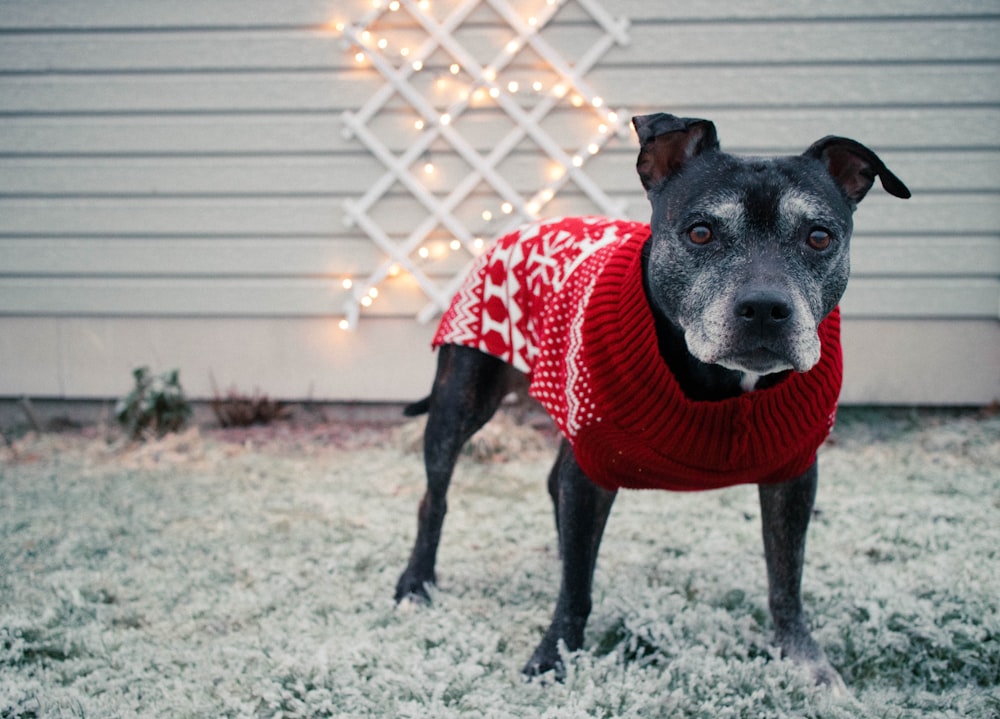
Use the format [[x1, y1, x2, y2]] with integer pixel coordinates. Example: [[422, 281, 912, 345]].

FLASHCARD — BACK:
[[717, 347, 796, 376]]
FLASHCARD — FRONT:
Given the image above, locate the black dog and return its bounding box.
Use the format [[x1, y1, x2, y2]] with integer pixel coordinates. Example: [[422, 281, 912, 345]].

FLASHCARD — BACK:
[[396, 113, 910, 688]]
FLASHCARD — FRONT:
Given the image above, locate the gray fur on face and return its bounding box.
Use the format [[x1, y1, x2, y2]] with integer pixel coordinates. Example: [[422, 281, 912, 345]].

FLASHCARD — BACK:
[[647, 182, 851, 376]]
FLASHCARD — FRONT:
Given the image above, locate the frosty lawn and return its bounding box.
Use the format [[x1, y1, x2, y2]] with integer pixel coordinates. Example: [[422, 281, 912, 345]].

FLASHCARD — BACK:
[[1, 409, 998, 718]]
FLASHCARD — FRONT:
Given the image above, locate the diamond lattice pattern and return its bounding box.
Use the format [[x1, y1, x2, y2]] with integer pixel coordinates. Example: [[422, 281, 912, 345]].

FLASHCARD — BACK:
[[338, 0, 631, 327]]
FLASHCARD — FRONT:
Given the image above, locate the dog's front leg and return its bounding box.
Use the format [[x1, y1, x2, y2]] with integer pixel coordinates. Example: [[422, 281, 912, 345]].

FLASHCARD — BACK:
[[524, 442, 616, 678], [758, 463, 846, 692]]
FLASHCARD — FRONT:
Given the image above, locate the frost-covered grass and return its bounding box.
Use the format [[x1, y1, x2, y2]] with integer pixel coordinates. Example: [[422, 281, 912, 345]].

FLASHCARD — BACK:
[[1, 409, 998, 718]]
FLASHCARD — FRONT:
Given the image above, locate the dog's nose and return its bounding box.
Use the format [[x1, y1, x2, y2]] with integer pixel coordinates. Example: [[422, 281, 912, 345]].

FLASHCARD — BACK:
[[735, 290, 793, 328]]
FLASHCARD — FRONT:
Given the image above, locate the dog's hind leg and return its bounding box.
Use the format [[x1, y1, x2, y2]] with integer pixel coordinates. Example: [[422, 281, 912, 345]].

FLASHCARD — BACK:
[[395, 344, 520, 603], [759, 463, 847, 692], [524, 445, 616, 677]]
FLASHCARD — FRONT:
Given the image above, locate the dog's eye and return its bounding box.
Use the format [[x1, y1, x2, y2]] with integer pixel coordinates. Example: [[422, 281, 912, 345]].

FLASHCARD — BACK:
[[688, 225, 713, 245], [807, 229, 832, 251]]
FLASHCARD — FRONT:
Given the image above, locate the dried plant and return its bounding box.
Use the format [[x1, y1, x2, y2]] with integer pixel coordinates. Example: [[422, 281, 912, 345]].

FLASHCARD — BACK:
[[210, 385, 291, 428]]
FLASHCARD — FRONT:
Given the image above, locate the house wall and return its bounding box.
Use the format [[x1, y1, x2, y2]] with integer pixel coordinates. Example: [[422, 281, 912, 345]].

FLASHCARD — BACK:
[[1, 0, 998, 404]]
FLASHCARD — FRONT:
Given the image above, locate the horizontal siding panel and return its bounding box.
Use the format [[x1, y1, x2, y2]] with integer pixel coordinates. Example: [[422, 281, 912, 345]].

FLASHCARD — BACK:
[[0, 0, 348, 29], [0, 276, 414, 317], [0, 157, 388, 196], [3, 316, 996, 404], [2, 0, 997, 30], [603, 21, 1000, 65], [0, 315, 441, 402], [1, 193, 995, 236], [0, 238, 389, 277], [3, 236, 995, 280], [3, 276, 996, 320], [0, 31, 352, 73], [1, 150, 997, 196], [3, 109, 998, 157], [850, 237, 1000, 277], [841, 278, 1000, 319], [604, 0, 1000, 23], [850, 193, 1000, 236], [0, 72, 372, 114], [0, 197, 352, 235], [2, 65, 997, 114], [2, 21, 997, 73]]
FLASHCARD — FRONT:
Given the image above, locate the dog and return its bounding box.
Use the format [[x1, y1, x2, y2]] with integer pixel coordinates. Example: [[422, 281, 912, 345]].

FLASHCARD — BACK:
[[394, 113, 910, 689]]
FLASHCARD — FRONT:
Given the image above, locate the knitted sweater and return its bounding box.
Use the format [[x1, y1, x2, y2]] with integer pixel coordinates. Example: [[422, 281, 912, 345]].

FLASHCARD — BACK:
[[433, 217, 843, 492]]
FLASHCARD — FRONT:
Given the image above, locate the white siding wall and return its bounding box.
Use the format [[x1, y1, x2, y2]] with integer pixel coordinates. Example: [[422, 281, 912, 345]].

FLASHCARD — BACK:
[[1, 0, 998, 403]]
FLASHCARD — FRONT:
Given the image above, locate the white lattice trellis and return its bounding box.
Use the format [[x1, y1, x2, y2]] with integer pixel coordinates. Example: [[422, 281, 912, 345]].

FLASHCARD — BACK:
[[335, 0, 631, 329]]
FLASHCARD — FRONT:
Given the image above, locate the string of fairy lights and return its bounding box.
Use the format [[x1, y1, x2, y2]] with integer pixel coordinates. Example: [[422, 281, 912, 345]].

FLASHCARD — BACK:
[[333, 0, 631, 330]]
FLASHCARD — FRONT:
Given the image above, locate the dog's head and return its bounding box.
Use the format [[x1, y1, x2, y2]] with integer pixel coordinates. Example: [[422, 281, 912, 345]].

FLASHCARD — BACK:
[[633, 113, 910, 378]]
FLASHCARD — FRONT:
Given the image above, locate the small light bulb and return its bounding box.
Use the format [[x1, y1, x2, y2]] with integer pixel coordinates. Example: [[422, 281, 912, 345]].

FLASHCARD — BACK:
[[571, 155, 584, 167], [501, 202, 513, 214], [588, 143, 600, 155], [592, 96, 604, 108], [338, 319, 350, 330], [388, 264, 401, 277], [571, 95, 584, 107], [506, 39, 519, 54], [360, 295, 373, 307], [507, 81, 519, 93], [489, 87, 500, 99], [473, 238, 485, 250], [423, 161, 434, 174], [532, 81, 543, 92], [414, 119, 425, 130], [449, 239, 462, 251], [389, 0, 400, 10], [368, 287, 379, 299], [440, 113, 451, 125], [377, 38, 388, 50], [342, 278, 353, 290], [355, 52, 366, 64], [418, 246, 430, 259], [449, 63, 460, 75], [412, 60, 423, 71], [482, 210, 493, 221]]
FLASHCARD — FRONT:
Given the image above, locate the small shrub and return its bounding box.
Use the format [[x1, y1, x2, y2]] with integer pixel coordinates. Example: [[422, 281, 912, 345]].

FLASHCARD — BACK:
[[115, 367, 192, 440], [210, 387, 290, 428]]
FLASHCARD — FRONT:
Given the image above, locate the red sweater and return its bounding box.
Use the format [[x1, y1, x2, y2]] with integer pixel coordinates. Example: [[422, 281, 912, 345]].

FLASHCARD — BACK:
[[434, 217, 843, 492]]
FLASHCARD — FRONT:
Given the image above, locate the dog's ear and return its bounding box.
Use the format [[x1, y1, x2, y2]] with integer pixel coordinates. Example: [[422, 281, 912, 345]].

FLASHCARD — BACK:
[[632, 113, 719, 192], [804, 136, 911, 204]]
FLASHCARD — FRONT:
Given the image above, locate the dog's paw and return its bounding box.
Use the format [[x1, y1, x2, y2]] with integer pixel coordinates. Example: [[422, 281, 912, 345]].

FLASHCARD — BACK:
[[523, 633, 576, 682], [522, 647, 565, 682], [395, 592, 431, 614], [393, 573, 434, 606], [805, 659, 849, 696]]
